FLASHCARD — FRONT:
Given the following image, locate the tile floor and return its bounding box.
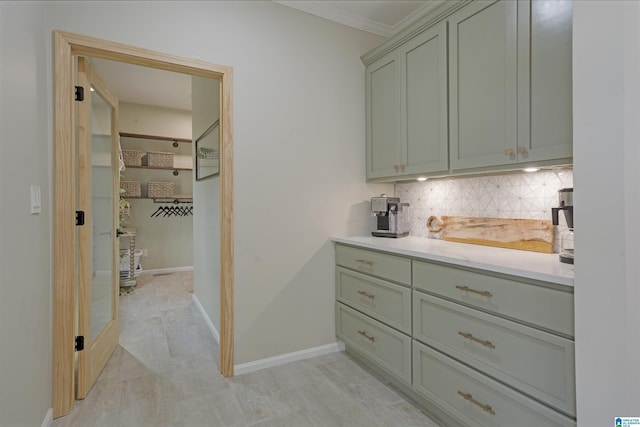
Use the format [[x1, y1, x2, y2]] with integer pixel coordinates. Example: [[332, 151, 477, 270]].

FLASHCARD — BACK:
[[53, 272, 440, 427]]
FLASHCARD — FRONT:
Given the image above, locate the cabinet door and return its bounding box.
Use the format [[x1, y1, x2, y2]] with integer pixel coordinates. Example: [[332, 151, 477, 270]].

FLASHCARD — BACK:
[[366, 52, 401, 179], [517, 0, 573, 163], [449, 0, 518, 171], [399, 22, 449, 176]]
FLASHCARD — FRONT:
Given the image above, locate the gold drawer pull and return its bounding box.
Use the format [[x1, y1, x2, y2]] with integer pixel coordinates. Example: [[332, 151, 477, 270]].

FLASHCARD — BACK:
[[458, 331, 496, 349], [457, 391, 496, 416], [357, 330, 375, 343], [456, 285, 492, 297], [355, 259, 374, 266], [357, 290, 375, 300]]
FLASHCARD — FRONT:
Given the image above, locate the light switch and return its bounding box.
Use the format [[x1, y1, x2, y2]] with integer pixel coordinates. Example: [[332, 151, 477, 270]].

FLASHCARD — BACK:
[[30, 185, 41, 214]]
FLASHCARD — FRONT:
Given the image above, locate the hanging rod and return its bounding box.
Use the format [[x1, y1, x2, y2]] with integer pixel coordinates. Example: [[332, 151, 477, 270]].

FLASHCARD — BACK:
[[119, 132, 192, 144], [152, 197, 193, 204]]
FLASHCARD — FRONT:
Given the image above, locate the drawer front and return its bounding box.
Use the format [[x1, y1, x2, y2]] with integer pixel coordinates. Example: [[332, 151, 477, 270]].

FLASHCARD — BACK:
[[336, 267, 411, 334], [336, 302, 412, 384], [413, 341, 576, 427], [413, 260, 574, 336], [335, 244, 411, 286], [413, 292, 575, 416]]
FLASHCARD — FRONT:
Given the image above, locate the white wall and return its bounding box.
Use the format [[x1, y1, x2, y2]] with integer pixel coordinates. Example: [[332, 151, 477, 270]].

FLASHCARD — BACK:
[[0, 2, 53, 426], [192, 76, 221, 334], [573, 1, 640, 423], [119, 103, 193, 271], [43, 1, 389, 366]]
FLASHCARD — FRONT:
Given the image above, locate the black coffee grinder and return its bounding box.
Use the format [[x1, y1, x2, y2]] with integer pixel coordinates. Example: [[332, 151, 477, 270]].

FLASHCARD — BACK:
[[551, 188, 574, 264]]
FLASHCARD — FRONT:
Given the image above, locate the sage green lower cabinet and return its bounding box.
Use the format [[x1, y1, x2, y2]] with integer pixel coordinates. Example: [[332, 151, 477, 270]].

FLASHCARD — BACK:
[[333, 243, 576, 426], [413, 341, 576, 427], [336, 267, 411, 334], [336, 303, 412, 384], [412, 260, 574, 337], [335, 244, 411, 286], [413, 291, 576, 416]]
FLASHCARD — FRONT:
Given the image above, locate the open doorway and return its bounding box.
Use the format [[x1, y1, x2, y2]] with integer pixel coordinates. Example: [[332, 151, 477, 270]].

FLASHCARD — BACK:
[[53, 30, 234, 418]]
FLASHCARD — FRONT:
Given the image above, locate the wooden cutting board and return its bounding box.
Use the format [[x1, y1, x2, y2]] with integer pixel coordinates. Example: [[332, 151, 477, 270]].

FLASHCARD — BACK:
[[439, 216, 554, 253]]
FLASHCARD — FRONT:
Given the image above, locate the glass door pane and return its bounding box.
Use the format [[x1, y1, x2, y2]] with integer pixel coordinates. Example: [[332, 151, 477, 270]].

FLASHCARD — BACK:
[[76, 56, 119, 399], [90, 88, 115, 342]]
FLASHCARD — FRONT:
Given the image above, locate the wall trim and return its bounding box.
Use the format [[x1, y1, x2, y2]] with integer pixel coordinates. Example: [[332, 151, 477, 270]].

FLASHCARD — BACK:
[[192, 293, 220, 345], [138, 266, 194, 276], [41, 408, 53, 427], [234, 341, 346, 376]]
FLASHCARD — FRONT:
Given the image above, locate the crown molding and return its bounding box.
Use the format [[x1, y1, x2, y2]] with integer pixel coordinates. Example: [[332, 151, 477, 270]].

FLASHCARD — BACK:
[[274, 1, 452, 38], [391, 0, 446, 34], [275, 1, 396, 37]]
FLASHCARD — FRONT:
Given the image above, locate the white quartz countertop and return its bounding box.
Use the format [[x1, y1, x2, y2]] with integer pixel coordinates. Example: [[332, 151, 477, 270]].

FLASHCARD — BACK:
[[331, 236, 574, 287]]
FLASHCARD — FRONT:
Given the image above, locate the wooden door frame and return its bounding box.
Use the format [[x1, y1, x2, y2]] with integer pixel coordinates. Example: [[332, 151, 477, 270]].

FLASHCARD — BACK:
[[53, 30, 234, 418]]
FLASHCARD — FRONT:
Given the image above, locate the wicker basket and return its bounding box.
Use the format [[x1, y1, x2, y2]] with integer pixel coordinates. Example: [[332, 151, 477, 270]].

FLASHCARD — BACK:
[[121, 181, 141, 198], [147, 181, 175, 198], [143, 151, 173, 168], [122, 149, 142, 167]]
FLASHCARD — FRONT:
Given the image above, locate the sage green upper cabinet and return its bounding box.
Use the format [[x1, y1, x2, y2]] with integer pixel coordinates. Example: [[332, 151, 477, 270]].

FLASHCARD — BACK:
[[450, 0, 573, 171], [366, 22, 448, 180], [366, 52, 400, 179], [517, 0, 573, 163], [449, 0, 518, 171], [399, 22, 449, 177]]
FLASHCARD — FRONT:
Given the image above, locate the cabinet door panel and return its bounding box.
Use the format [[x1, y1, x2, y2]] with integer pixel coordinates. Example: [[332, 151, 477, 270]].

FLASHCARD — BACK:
[[400, 22, 449, 175], [413, 260, 574, 337], [366, 53, 400, 179], [336, 302, 412, 384], [336, 267, 412, 334], [449, 0, 518, 170], [335, 244, 412, 286], [518, 0, 573, 163], [413, 292, 576, 416], [413, 341, 576, 427]]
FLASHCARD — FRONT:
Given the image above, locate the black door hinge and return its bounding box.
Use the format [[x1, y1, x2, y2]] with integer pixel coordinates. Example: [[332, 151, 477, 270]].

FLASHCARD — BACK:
[[75, 336, 85, 352], [75, 210, 85, 226], [75, 85, 84, 102]]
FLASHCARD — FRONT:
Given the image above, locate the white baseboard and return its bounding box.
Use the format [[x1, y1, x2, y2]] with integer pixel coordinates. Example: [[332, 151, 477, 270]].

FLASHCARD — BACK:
[[192, 294, 220, 345], [138, 266, 193, 276], [234, 341, 346, 376], [41, 408, 53, 427]]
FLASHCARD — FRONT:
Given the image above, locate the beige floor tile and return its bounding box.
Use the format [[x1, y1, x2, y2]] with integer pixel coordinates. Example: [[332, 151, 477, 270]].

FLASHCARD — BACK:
[[54, 271, 439, 427]]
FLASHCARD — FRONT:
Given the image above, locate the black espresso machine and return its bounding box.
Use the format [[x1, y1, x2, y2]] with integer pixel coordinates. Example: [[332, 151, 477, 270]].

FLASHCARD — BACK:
[[371, 194, 409, 238]]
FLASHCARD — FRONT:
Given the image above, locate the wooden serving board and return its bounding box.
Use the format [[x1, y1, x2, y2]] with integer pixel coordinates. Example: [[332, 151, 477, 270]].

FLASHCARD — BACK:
[[440, 216, 554, 253]]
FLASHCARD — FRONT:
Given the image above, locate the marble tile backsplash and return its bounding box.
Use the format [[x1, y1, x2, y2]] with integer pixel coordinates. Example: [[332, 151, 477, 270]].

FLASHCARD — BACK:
[[395, 169, 574, 238]]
